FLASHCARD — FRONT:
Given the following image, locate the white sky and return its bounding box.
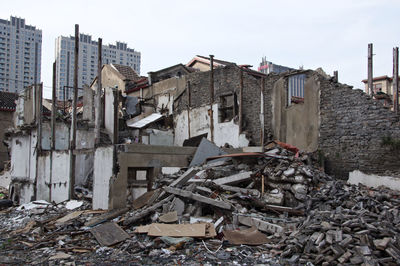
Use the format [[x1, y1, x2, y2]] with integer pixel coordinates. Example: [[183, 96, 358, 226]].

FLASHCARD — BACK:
[[1, 0, 399, 98]]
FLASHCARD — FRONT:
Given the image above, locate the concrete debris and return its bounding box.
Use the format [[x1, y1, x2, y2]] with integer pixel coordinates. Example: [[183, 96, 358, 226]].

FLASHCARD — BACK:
[[65, 200, 84, 210], [0, 144, 400, 264], [90, 222, 130, 246], [158, 211, 178, 223]]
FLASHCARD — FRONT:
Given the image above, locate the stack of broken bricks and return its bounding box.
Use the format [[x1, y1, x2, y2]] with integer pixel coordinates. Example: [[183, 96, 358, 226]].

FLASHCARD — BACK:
[[122, 141, 400, 264]]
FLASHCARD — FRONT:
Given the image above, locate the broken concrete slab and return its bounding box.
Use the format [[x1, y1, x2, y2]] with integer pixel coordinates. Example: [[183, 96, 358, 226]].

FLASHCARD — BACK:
[[163, 186, 231, 210], [216, 184, 260, 197], [213, 171, 252, 186], [189, 138, 227, 167], [238, 215, 284, 234], [159, 211, 178, 223], [223, 226, 270, 245], [171, 197, 185, 216], [90, 222, 130, 246], [169, 168, 199, 188], [132, 189, 159, 210]]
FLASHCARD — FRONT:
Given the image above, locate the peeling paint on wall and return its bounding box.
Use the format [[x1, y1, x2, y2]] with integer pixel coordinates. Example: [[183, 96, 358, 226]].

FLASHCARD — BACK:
[[174, 104, 249, 148]]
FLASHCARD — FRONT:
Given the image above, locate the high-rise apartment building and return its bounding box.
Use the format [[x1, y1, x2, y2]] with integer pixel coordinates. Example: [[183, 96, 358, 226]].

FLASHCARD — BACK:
[[55, 34, 141, 100], [258, 57, 294, 75], [0, 16, 42, 93]]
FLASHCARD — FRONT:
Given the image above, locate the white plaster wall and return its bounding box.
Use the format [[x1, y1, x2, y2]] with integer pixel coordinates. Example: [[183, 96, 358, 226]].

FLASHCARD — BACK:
[[174, 104, 249, 148], [174, 110, 189, 146], [36, 154, 51, 202], [348, 170, 400, 191], [51, 151, 70, 203], [41, 123, 51, 150], [104, 87, 115, 142], [10, 136, 30, 179], [76, 130, 95, 150], [93, 146, 114, 210], [149, 129, 174, 146], [157, 93, 174, 115], [55, 123, 69, 150], [75, 153, 93, 186], [19, 183, 35, 203], [212, 104, 249, 148], [29, 130, 37, 183]]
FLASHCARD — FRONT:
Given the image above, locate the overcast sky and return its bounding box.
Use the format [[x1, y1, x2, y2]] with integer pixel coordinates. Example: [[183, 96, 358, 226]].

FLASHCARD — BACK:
[[2, 0, 399, 98]]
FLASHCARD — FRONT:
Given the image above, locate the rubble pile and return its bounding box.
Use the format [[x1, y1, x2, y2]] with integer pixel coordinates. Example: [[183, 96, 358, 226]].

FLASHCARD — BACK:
[[279, 180, 400, 264], [0, 143, 399, 264]]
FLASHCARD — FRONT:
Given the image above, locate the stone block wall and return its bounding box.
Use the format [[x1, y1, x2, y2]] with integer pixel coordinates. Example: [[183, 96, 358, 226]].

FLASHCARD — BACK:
[[318, 74, 400, 178]]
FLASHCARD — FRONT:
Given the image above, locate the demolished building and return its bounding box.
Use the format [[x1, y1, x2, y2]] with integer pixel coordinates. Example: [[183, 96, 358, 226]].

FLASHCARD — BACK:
[[4, 55, 400, 209]]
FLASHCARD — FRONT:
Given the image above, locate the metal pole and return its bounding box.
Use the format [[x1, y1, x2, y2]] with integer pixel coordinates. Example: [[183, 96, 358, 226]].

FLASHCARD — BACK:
[[69, 24, 79, 199], [239, 69, 243, 133], [95, 38, 102, 145], [394, 47, 399, 114], [209, 55, 214, 143], [368, 43, 373, 96], [51, 62, 56, 149]]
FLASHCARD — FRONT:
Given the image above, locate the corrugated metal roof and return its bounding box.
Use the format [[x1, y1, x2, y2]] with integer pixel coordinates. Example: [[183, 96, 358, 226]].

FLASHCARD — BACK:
[[127, 113, 163, 128]]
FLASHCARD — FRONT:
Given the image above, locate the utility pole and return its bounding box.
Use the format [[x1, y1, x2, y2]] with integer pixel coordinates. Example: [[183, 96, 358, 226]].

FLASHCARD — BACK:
[[95, 38, 102, 145], [394, 47, 399, 114], [209, 55, 214, 143], [70, 24, 79, 199], [368, 43, 374, 96]]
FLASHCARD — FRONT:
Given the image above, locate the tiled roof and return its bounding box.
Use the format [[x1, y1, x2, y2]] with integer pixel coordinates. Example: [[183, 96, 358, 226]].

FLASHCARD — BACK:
[[0, 91, 18, 111], [112, 64, 140, 81]]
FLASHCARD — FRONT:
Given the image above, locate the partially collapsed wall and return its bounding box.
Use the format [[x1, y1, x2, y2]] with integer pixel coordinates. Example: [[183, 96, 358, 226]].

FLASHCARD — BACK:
[[174, 65, 270, 147], [319, 77, 400, 178]]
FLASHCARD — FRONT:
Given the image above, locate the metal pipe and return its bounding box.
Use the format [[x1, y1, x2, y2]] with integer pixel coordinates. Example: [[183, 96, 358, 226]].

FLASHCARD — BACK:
[[209, 55, 214, 143]]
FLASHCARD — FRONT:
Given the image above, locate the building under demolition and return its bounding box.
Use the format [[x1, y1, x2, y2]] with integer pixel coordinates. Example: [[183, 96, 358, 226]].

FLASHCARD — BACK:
[[3, 55, 400, 210]]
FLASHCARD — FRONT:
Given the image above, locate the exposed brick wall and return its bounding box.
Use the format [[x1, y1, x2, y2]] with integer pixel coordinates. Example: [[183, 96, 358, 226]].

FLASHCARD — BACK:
[[174, 65, 271, 145], [318, 74, 400, 178]]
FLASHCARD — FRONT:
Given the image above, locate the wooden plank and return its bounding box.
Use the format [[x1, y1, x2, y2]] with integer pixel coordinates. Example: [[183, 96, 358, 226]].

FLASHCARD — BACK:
[[55, 211, 84, 225], [147, 223, 205, 237], [85, 208, 128, 227]]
